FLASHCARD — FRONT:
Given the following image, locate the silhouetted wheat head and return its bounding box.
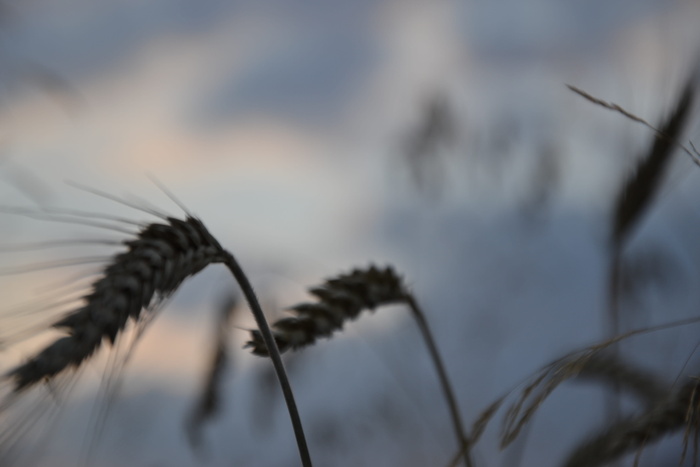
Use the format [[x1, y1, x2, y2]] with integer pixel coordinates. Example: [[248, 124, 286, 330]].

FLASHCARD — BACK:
[[0, 207, 313, 466], [246, 265, 407, 356], [566, 69, 698, 458], [6, 216, 227, 391], [246, 265, 473, 467]]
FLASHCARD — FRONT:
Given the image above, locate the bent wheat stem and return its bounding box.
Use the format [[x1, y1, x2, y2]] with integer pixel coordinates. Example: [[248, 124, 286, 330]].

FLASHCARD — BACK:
[[223, 252, 312, 467], [2, 215, 312, 467], [246, 265, 469, 467], [404, 295, 473, 467]]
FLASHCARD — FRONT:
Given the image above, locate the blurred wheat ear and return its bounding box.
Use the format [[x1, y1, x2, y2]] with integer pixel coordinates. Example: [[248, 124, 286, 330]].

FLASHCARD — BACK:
[[187, 290, 240, 451], [610, 74, 696, 248], [569, 71, 697, 428], [1, 210, 313, 466], [247, 265, 474, 467], [565, 69, 698, 249]]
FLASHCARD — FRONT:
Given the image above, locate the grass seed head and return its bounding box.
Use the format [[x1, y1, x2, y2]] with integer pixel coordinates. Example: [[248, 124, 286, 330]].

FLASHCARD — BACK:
[[610, 73, 696, 246], [6, 216, 227, 391], [246, 265, 407, 356]]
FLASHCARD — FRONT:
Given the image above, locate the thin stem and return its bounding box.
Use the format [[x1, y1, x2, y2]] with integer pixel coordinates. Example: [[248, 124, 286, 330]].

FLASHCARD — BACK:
[[404, 294, 473, 467], [605, 247, 622, 424], [446, 442, 471, 467], [222, 251, 312, 467]]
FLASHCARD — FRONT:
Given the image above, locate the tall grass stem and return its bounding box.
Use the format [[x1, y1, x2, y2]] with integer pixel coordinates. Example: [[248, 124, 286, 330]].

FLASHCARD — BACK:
[[404, 295, 472, 467], [223, 251, 312, 467]]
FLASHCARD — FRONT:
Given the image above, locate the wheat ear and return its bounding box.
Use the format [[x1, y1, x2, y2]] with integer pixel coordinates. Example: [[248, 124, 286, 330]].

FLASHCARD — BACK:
[[609, 73, 696, 248], [4, 215, 313, 467], [246, 265, 472, 467], [6, 216, 225, 390], [187, 292, 239, 451], [246, 266, 405, 354], [571, 72, 697, 425]]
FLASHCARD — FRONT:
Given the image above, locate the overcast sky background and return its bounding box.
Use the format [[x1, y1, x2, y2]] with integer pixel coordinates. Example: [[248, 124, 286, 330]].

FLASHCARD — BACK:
[[1, 0, 700, 466]]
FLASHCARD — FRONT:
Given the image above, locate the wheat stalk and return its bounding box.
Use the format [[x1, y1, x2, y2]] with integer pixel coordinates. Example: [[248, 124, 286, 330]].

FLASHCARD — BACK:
[[570, 71, 697, 428], [2, 213, 313, 466], [247, 265, 473, 467]]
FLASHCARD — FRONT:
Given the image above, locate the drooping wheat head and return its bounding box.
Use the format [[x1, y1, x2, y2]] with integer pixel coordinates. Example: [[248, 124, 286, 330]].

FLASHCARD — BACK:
[[6, 216, 228, 391], [246, 264, 474, 467], [246, 265, 407, 356], [0, 203, 313, 466]]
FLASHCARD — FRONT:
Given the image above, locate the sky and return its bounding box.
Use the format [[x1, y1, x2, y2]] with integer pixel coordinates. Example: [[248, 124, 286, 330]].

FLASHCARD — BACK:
[[1, 0, 700, 466]]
